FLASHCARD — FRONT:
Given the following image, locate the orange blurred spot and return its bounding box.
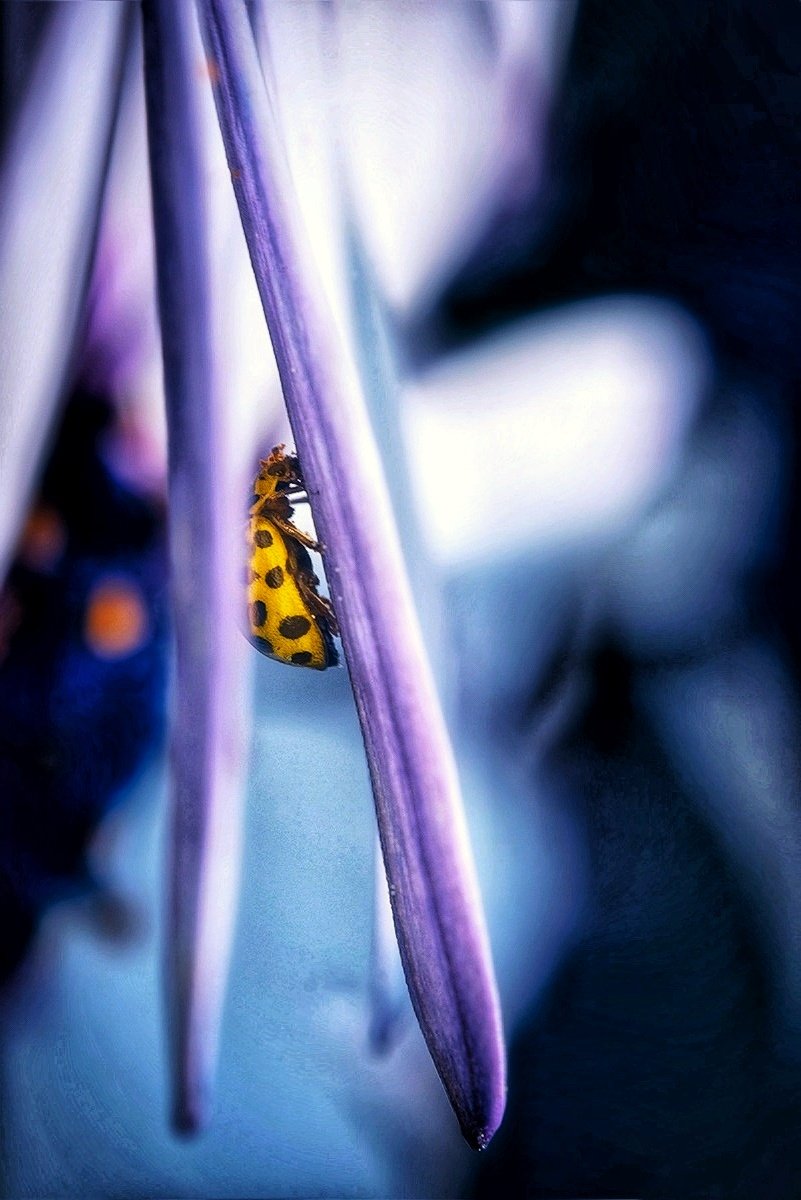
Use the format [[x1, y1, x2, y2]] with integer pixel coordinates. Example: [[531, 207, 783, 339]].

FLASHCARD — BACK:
[[199, 57, 220, 84], [84, 578, 148, 660], [19, 506, 66, 571]]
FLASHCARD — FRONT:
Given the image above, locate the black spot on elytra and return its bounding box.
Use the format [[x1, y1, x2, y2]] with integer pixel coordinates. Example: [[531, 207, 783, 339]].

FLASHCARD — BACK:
[[250, 600, 267, 627], [278, 615, 311, 639], [254, 528, 273, 548], [255, 636, 274, 655], [290, 651, 313, 665], [249, 493, 260, 508], [265, 566, 284, 589]]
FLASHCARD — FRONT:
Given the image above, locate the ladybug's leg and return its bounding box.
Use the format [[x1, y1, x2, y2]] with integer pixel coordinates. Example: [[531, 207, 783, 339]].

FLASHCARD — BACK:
[[269, 514, 321, 551], [296, 571, 339, 636]]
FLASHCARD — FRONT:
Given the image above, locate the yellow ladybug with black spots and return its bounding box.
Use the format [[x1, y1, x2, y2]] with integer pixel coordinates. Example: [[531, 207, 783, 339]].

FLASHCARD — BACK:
[[246, 445, 339, 670]]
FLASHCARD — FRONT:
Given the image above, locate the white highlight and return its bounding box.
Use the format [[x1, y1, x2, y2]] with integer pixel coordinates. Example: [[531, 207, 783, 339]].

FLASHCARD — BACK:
[[404, 297, 709, 568]]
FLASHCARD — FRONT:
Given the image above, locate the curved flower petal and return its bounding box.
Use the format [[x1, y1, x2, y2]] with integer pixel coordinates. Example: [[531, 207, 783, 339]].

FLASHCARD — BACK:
[[0, 2, 127, 581], [197, 0, 506, 1149], [142, 0, 250, 1134]]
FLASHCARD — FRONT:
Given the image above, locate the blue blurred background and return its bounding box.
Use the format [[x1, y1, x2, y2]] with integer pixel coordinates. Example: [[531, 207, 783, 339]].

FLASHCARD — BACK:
[[1, 2, 801, 1197]]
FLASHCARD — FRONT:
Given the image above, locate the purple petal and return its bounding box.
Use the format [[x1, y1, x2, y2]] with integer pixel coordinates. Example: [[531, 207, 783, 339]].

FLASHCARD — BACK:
[[197, 0, 506, 1148], [0, 3, 127, 581], [141, 0, 249, 1134]]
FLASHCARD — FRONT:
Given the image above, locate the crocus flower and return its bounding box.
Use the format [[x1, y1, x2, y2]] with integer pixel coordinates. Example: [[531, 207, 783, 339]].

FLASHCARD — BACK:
[[0, 3, 717, 1195]]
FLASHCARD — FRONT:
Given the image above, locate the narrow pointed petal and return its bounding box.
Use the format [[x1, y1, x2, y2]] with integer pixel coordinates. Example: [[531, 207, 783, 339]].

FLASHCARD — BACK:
[[197, 0, 506, 1148], [343, 215, 458, 1044], [142, 0, 249, 1134], [0, 2, 127, 582]]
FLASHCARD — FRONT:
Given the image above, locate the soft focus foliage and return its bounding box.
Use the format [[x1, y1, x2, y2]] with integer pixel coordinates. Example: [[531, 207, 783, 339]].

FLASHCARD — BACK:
[[1, 1, 801, 1197]]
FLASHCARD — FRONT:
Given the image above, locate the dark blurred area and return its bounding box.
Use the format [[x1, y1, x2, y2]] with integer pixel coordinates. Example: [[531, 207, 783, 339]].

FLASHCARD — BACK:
[[0, 385, 167, 983], [0, 2, 167, 989], [437, 1, 801, 1197], [0, 0, 48, 142], [441, 1, 801, 380]]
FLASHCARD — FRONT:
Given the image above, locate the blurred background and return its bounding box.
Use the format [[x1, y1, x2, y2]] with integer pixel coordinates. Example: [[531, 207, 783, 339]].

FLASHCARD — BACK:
[[1, 2, 800, 1197]]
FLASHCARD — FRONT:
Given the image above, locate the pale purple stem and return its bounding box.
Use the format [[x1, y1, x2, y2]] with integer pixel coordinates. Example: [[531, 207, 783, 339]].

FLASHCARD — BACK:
[[0, 3, 127, 583], [197, 0, 506, 1148], [142, 0, 248, 1135]]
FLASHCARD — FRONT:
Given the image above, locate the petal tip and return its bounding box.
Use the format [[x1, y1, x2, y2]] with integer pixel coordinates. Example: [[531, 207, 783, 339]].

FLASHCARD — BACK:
[[463, 1119, 498, 1153], [460, 1086, 506, 1152], [170, 1090, 210, 1139]]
